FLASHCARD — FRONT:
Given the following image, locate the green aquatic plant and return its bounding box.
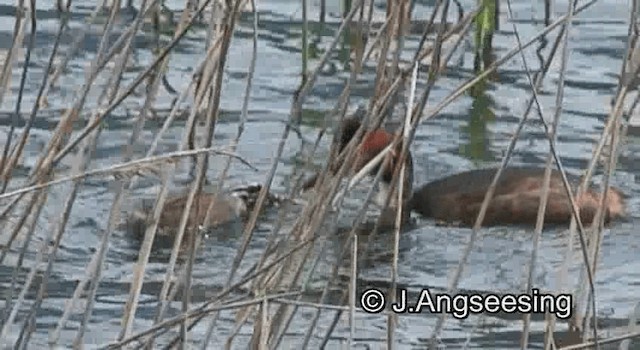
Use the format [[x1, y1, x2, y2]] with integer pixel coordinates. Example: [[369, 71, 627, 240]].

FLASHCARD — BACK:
[[473, 0, 497, 73], [470, 0, 497, 97]]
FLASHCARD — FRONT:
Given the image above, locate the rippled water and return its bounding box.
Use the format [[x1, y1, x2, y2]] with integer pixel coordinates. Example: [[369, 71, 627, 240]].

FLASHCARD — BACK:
[[0, 0, 639, 348]]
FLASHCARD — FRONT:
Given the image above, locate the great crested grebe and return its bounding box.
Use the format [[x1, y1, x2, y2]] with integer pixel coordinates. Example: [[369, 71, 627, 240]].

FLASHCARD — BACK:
[[302, 114, 415, 226], [316, 115, 626, 228], [409, 167, 626, 227]]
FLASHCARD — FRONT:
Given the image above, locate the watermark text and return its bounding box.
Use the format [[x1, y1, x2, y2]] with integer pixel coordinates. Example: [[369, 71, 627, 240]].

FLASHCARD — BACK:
[[359, 288, 572, 319]]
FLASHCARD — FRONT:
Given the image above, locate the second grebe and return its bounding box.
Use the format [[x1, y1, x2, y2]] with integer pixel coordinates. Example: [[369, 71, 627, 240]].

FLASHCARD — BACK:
[[315, 114, 626, 228], [409, 167, 626, 227], [303, 114, 415, 226]]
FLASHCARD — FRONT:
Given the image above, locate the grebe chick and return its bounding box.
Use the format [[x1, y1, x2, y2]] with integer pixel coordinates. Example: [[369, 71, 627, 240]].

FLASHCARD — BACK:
[[126, 183, 284, 244], [409, 167, 626, 227]]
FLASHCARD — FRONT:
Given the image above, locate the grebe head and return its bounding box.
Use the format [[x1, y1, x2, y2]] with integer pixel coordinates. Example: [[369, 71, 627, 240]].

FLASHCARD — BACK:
[[335, 114, 414, 211], [301, 109, 414, 222], [338, 115, 365, 152]]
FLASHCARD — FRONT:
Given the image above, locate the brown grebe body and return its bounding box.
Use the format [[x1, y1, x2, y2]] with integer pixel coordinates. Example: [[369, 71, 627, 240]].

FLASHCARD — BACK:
[[409, 167, 626, 227]]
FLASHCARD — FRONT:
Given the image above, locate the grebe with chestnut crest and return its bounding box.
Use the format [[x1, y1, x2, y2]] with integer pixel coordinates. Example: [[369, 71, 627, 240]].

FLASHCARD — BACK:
[[307, 114, 626, 228], [302, 113, 415, 227]]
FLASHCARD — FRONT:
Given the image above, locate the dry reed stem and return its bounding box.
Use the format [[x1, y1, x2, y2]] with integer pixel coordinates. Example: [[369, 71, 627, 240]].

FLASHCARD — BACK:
[[2, 2, 130, 346], [0, 190, 39, 266], [101, 291, 301, 350], [66, 2, 147, 345], [197, 1, 267, 347], [41, 0, 122, 100], [212, 0, 258, 198], [0, 191, 44, 332], [428, 1, 599, 347], [348, 232, 358, 348], [549, 3, 640, 345], [145, 10, 250, 350], [295, 157, 389, 349], [116, 0, 220, 343], [559, 43, 640, 349], [0, 0, 27, 185], [0, 1, 221, 346], [297, 1, 454, 346], [1, 0, 35, 196], [520, 0, 576, 348], [0, 0, 164, 222], [0, 147, 250, 201], [0, 4, 66, 195], [387, 61, 418, 348], [97, 2, 209, 346], [275, 28, 410, 346], [232, 86, 345, 347], [318, 1, 456, 347], [1, 0, 249, 348], [159, 1, 241, 346], [0, 0, 26, 109], [109, 236, 317, 348], [245, 2, 424, 343], [262, 80, 380, 349], [272, 129, 396, 348], [193, 1, 369, 347], [50, 0, 213, 168], [572, 4, 640, 342], [1, 0, 630, 348]]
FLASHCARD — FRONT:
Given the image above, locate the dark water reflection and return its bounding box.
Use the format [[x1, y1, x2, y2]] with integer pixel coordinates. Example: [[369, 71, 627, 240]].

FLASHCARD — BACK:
[[0, 0, 639, 348]]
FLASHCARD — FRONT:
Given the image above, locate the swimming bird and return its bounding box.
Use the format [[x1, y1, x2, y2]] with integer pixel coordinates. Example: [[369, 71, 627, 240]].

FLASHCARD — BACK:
[[126, 183, 284, 245], [302, 113, 415, 227], [313, 113, 626, 228], [409, 167, 626, 227]]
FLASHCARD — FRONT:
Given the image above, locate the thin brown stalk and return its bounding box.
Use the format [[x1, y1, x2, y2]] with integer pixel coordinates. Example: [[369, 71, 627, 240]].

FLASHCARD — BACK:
[[144, 46, 232, 344], [197, 1, 369, 347], [0, 147, 251, 202], [118, 1, 225, 341], [521, 0, 576, 348], [0, 0, 27, 108], [429, 2, 600, 347], [318, 2, 460, 345], [572, 2, 640, 340], [101, 291, 301, 350], [128, 235, 317, 348], [76, 1, 192, 346], [348, 231, 358, 348], [386, 61, 417, 349], [0, 191, 45, 330], [0, 0, 37, 194], [50, 0, 216, 168], [3, 2, 128, 346], [0, 2, 66, 195]]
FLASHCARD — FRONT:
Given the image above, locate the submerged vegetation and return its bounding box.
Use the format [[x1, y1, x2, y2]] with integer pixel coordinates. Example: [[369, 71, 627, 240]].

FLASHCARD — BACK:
[[0, 0, 638, 349]]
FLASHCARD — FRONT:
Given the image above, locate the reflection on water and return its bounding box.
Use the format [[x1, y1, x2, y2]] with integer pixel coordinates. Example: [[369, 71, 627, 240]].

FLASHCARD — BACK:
[[460, 79, 496, 163], [0, 0, 638, 348]]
